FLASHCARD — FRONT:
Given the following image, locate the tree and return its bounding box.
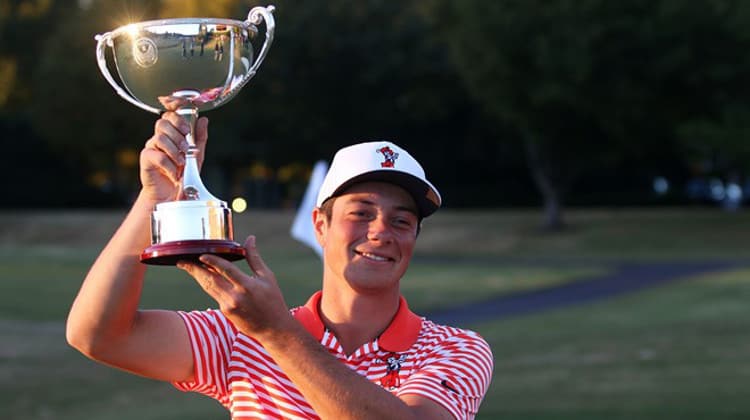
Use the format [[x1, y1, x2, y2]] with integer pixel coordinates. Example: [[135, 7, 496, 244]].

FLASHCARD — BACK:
[[671, 1, 750, 183], [177, 0, 483, 205], [28, 0, 481, 206], [0, 0, 114, 207], [29, 0, 161, 202], [0, 0, 61, 112], [428, 0, 750, 228]]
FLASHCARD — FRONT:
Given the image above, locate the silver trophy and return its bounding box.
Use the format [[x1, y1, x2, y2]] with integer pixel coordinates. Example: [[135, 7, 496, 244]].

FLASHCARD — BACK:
[[95, 5, 276, 265]]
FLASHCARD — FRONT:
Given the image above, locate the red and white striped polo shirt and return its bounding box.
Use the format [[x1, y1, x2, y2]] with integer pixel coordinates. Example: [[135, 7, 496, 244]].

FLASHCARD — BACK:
[[173, 291, 493, 419]]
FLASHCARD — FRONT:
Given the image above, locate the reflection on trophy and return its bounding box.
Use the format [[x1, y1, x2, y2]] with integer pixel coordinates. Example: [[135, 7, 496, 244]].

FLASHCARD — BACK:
[[95, 5, 276, 265]]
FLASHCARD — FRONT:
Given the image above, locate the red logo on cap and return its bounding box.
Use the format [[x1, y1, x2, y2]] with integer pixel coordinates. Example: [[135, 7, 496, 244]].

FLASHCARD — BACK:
[[377, 146, 399, 168]]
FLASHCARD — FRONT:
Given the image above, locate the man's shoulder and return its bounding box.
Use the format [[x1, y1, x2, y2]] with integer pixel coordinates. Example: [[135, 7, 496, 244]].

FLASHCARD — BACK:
[[419, 317, 482, 337], [418, 318, 492, 350]]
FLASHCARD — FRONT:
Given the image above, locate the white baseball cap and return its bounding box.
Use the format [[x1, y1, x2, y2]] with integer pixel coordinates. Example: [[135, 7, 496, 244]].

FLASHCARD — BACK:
[[316, 141, 442, 218]]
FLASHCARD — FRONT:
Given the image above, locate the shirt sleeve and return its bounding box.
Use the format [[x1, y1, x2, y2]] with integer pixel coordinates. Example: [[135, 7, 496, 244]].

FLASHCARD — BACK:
[[171, 309, 237, 406], [397, 331, 494, 420]]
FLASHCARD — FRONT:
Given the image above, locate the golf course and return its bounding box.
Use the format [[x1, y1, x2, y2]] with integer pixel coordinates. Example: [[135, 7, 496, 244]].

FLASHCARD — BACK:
[[1, 208, 749, 419]]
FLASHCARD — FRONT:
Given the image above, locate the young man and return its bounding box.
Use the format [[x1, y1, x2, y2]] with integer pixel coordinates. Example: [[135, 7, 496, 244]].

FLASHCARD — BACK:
[[67, 112, 493, 419]]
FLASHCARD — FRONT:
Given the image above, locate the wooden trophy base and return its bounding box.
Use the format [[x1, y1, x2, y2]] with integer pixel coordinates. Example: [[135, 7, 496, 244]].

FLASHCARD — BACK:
[[140, 239, 246, 265]]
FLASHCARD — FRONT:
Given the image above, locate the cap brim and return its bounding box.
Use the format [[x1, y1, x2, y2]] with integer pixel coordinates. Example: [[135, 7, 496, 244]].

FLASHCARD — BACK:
[[328, 170, 441, 218]]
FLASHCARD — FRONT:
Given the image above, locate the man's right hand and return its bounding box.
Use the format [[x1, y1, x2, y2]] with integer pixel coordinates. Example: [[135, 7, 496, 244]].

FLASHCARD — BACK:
[[139, 112, 209, 203]]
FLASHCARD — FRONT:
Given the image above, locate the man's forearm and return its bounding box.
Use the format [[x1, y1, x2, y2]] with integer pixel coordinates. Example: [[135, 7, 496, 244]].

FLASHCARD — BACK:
[[260, 323, 420, 420]]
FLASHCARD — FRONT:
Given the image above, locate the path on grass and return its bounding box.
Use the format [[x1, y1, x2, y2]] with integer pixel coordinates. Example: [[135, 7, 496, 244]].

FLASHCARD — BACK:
[[424, 260, 743, 326]]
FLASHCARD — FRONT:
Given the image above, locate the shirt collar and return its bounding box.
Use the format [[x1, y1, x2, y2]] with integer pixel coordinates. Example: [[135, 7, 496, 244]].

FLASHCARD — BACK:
[[293, 291, 422, 353]]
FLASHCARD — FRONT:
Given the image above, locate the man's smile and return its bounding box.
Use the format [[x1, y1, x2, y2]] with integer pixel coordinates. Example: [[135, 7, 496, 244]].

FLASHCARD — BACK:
[[354, 250, 394, 262]]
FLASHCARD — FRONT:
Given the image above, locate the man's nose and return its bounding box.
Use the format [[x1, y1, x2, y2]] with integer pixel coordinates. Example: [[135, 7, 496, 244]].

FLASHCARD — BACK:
[[367, 216, 393, 241]]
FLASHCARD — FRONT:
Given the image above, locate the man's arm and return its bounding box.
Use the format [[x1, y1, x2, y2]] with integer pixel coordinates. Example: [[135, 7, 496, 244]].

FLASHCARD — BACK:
[[179, 237, 455, 419], [258, 313, 456, 419], [66, 113, 208, 382]]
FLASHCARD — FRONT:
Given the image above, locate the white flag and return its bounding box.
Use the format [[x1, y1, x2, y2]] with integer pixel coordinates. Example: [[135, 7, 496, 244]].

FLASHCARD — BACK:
[[290, 160, 328, 257]]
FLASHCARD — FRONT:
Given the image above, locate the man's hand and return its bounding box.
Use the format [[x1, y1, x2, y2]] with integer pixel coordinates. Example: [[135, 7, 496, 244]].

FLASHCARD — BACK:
[[177, 236, 296, 339], [140, 112, 208, 203]]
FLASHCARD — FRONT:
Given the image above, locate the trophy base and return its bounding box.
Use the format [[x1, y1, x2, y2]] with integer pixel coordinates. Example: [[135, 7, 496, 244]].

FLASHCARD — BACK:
[[141, 239, 246, 265]]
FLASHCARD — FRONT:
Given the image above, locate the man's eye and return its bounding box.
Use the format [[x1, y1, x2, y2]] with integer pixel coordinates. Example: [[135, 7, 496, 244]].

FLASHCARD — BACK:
[[394, 217, 415, 227]]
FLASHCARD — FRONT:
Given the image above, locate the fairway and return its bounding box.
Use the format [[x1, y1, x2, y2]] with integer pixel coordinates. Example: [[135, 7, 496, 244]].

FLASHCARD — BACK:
[[1, 208, 749, 419], [480, 268, 750, 419]]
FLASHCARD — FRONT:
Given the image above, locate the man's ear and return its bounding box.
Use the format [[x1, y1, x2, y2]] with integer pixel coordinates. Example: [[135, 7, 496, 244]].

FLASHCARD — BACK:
[[312, 207, 327, 247]]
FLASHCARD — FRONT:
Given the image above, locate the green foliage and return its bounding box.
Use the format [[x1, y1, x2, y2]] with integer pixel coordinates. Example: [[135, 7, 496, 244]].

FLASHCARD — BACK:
[[428, 0, 750, 222], [10, 0, 487, 206], [218, 0, 470, 164], [30, 1, 158, 170], [5, 0, 750, 209], [435, 0, 750, 155]]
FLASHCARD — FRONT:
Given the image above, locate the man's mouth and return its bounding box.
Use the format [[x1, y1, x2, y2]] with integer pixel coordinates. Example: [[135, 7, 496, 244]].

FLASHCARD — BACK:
[[355, 251, 392, 262]]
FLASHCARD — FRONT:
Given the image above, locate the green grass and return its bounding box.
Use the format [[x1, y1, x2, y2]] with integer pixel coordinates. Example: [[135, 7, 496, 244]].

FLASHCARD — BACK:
[[1, 208, 749, 419], [478, 268, 750, 419], [415, 208, 750, 260]]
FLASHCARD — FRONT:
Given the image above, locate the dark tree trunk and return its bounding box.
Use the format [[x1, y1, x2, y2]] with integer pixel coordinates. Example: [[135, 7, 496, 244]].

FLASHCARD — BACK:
[[523, 137, 566, 231]]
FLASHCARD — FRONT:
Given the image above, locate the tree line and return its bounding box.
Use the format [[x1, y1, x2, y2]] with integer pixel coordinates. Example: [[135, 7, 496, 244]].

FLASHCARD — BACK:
[[2, 0, 749, 228]]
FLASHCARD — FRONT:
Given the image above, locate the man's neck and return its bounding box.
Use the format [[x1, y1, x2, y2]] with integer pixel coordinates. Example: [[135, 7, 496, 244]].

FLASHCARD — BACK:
[[318, 286, 400, 355]]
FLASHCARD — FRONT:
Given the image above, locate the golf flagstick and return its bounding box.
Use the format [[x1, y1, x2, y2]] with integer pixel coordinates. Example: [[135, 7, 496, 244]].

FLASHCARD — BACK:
[[290, 160, 328, 257]]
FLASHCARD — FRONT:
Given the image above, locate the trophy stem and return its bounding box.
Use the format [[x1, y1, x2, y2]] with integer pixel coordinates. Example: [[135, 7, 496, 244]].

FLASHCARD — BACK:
[[176, 105, 219, 202], [177, 106, 199, 149]]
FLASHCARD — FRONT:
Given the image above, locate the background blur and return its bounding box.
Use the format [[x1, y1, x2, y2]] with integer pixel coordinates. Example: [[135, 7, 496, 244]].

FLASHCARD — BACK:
[[2, 1, 750, 419], [4, 0, 750, 225]]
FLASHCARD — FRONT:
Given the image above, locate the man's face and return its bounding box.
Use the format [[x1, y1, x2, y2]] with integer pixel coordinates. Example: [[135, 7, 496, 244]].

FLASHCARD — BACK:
[[315, 181, 419, 294]]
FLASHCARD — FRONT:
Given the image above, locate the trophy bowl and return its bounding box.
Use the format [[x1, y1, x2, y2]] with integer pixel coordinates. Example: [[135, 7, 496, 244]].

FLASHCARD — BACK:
[[95, 5, 276, 265]]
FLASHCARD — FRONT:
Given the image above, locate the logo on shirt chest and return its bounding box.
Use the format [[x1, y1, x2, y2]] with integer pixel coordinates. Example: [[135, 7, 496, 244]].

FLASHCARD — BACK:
[[376, 352, 407, 390]]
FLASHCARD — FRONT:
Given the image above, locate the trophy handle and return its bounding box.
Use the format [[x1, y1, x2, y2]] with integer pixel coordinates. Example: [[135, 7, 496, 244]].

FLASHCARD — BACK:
[[245, 5, 276, 78], [95, 32, 161, 115]]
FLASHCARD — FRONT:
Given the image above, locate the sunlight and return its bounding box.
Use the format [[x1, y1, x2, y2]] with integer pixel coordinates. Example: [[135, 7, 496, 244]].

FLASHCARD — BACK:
[[232, 197, 248, 213]]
